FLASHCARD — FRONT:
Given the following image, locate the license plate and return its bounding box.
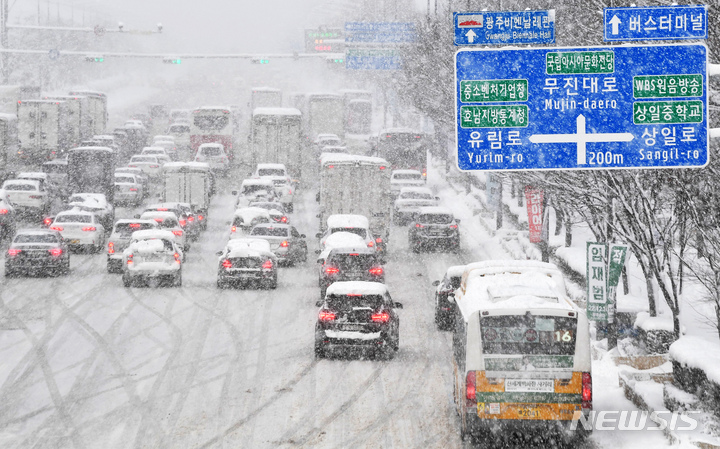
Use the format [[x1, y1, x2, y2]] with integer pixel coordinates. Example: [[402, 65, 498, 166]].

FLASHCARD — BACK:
[[70, 239, 80, 244], [517, 406, 541, 419], [342, 324, 365, 331], [505, 379, 554, 393]]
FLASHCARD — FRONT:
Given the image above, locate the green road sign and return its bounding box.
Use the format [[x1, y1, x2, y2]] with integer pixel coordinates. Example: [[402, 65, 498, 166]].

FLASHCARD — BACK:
[[633, 100, 703, 124], [546, 51, 614, 75], [607, 244, 629, 287], [633, 74, 703, 99], [460, 79, 528, 103], [459, 105, 528, 128]]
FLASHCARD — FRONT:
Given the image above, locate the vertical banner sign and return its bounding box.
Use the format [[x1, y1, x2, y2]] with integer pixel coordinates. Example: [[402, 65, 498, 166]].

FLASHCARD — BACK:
[[606, 243, 629, 324], [587, 242, 609, 321], [486, 174, 501, 211], [524, 186, 543, 243]]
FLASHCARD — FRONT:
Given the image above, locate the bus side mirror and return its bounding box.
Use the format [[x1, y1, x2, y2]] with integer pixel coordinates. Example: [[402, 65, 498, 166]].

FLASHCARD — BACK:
[[315, 300, 323, 307], [394, 302, 403, 309], [432, 280, 440, 286]]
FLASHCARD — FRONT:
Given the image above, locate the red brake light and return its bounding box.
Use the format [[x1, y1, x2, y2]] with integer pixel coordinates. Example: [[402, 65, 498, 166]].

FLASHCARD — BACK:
[[261, 259, 273, 269], [368, 266, 384, 276], [582, 372, 592, 405], [222, 259, 232, 268], [172, 230, 183, 236], [280, 240, 289, 247], [371, 312, 389, 322], [43, 217, 53, 226], [129, 223, 141, 228], [415, 223, 424, 228], [324, 266, 339, 275], [319, 310, 336, 321], [367, 241, 374, 247], [375, 237, 382, 243], [128, 164, 137, 167], [82, 227, 96, 232], [129, 188, 138, 191], [154, 218, 163, 222], [108, 242, 115, 254], [231, 226, 237, 233], [48, 248, 63, 257], [150, 165, 159, 168], [449, 224, 458, 229], [179, 219, 187, 227], [7, 248, 21, 256], [188, 216, 194, 222], [157, 208, 169, 211], [174, 252, 182, 263], [0, 208, 7, 214], [379, 166, 386, 170], [50, 226, 63, 231], [281, 216, 287, 223], [198, 215, 204, 220], [126, 254, 133, 265], [466, 371, 476, 402]]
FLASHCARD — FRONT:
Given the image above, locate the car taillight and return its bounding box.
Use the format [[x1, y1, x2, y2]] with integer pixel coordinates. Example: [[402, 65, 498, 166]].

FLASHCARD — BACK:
[[157, 208, 169, 211], [128, 164, 136, 167], [179, 219, 187, 227], [82, 227, 96, 231], [261, 260, 273, 269], [188, 216, 194, 222], [29, 195, 43, 199], [50, 226, 63, 231], [0, 208, 7, 214], [367, 241, 374, 247], [231, 226, 237, 233], [129, 188, 138, 191], [415, 223, 424, 228], [280, 240, 289, 247], [369, 266, 384, 276], [129, 223, 141, 228], [222, 259, 232, 269], [288, 189, 292, 195], [43, 217, 53, 226], [172, 230, 183, 237], [7, 248, 21, 256], [324, 266, 339, 275], [449, 224, 458, 229], [126, 254, 133, 265], [375, 237, 382, 244], [371, 312, 389, 323], [198, 215, 204, 221], [281, 216, 287, 223], [154, 218, 163, 222], [174, 253, 182, 263], [466, 371, 476, 403], [318, 310, 336, 321], [150, 165, 159, 168], [108, 242, 115, 254], [48, 248, 63, 257], [582, 372, 592, 408], [422, 168, 427, 178]]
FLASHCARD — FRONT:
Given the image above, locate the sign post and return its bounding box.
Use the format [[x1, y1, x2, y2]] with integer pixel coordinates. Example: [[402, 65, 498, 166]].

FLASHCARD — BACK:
[[455, 44, 708, 172]]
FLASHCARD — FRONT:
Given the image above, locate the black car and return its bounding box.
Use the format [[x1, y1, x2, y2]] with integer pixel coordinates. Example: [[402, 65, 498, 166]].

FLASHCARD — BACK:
[[408, 206, 460, 253], [216, 239, 278, 289], [5, 229, 70, 277], [314, 281, 402, 359], [318, 246, 384, 298], [0, 196, 16, 240], [432, 265, 465, 331]]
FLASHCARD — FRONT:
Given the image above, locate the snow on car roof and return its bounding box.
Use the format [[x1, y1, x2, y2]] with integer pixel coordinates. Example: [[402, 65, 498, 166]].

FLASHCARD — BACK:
[[3, 179, 40, 187], [324, 231, 366, 248], [131, 229, 177, 241], [392, 169, 422, 176], [114, 219, 157, 226], [142, 146, 168, 152], [256, 163, 286, 169], [224, 238, 274, 257], [132, 239, 166, 254], [399, 186, 433, 194], [416, 206, 453, 215], [163, 161, 210, 171], [130, 155, 159, 162], [18, 172, 48, 179], [140, 211, 179, 221], [70, 146, 113, 153], [326, 281, 388, 296], [233, 207, 271, 221], [327, 214, 369, 229], [153, 135, 174, 141], [56, 209, 94, 217], [69, 193, 107, 207], [320, 153, 387, 166], [198, 142, 223, 148], [252, 107, 301, 116], [241, 178, 274, 186], [446, 265, 467, 278]]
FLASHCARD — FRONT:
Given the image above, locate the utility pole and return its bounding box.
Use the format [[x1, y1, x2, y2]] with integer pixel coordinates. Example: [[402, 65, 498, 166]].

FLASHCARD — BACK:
[[1, 0, 8, 84]]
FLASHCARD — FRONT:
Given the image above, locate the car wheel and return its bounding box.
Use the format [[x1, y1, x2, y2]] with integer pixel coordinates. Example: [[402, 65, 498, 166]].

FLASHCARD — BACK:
[[174, 272, 182, 287], [122, 275, 131, 288], [4, 267, 14, 278], [62, 263, 70, 276], [392, 332, 400, 351], [217, 279, 227, 289], [314, 339, 326, 359], [286, 203, 294, 213]]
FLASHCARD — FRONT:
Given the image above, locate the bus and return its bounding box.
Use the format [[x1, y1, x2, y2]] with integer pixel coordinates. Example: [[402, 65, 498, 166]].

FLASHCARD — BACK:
[[451, 260, 592, 444], [67, 146, 116, 203], [374, 128, 427, 179], [306, 93, 344, 140], [250, 108, 303, 179], [345, 99, 372, 135], [251, 87, 282, 111], [190, 107, 236, 162]]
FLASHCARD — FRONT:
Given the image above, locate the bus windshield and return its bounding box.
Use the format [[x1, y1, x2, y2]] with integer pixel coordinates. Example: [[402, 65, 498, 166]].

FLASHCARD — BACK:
[[479, 314, 577, 356]]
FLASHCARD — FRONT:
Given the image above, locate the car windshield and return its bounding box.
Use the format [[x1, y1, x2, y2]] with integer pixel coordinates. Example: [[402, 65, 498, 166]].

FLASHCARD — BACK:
[[242, 185, 271, 195], [194, 115, 229, 130], [328, 253, 377, 270], [169, 125, 190, 133], [258, 168, 285, 176], [131, 156, 156, 163], [330, 227, 367, 239], [115, 176, 136, 184], [114, 223, 156, 237], [250, 227, 288, 237], [55, 215, 92, 223], [4, 183, 35, 191], [201, 147, 223, 156], [326, 294, 383, 311], [418, 214, 453, 224], [394, 173, 422, 180], [14, 233, 59, 244]]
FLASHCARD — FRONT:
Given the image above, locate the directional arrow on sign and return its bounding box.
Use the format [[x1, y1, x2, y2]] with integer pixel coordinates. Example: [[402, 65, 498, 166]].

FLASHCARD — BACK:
[[609, 15, 621, 35], [528, 115, 634, 165], [466, 30, 477, 43]]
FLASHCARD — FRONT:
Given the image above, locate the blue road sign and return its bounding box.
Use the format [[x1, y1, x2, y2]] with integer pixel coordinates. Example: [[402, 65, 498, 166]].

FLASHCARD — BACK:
[[453, 10, 555, 46], [345, 48, 401, 70], [344, 22, 415, 43], [455, 44, 708, 172], [604, 6, 707, 42]]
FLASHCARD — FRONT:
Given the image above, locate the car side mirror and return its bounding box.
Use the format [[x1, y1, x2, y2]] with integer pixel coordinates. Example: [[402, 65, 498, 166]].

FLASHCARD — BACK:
[[432, 280, 440, 286], [315, 233, 322, 239], [435, 196, 440, 201], [455, 219, 461, 223], [231, 190, 237, 195], [315, 300, 323, 307], [314, 250, 321, 255], [215, 250, 223, 256], [300, 234, 306, 239], [393, 302, 403, 309]]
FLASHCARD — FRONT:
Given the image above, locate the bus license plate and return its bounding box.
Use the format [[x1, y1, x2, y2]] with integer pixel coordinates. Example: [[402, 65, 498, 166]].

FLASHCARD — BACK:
[[517, 406, 540, 419], [505, 379, 554, 393]]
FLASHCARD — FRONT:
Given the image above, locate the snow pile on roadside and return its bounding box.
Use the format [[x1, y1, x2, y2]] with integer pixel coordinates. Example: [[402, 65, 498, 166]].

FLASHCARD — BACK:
[[635, 312, 675, 332], [670, 336, 720, 385]]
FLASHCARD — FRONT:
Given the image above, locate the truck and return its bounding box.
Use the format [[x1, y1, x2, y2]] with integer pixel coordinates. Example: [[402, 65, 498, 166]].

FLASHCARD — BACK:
[[0, 85, 40, 114], [250, 87, 282, 111], [68, 90, 107, 135], [306, 93, 344, 141], [317, 153, 392, 249], [43, 95, 91, 146], [250, 107, 303, 178], [17, 100, 71, 163], [67, 146, 116, 203], [161, 162, 213, 229], [0, 113, 17, 180]]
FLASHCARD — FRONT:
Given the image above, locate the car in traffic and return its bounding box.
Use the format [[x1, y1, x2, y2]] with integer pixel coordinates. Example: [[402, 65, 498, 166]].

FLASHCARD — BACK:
[[113, 173, 144, 206], [128, 155, 164, 179], [229, 207, 272, 239], [0, 191, 16, 240], [317, 214, 376, 252], [49, 209, 105, 252], [141, 146, 172, 165], [315, 231, 367, 266], [152, 140, 179, 161], [318, 246, 384, 298], [195, 143, 229, 175], [106, 219, 159, 273], [253, 163, 295, 212], [432, 265, 466, 331], [115, 167, 149, 197], [393, 186, 439, 225], [67, 193, 115, 231], [5, 228, 69, 277], [408, 206, 460, 253], [216, 238, 278, 289], [166, 123, 191, 152], [144, 203, 200, 242], [314, 133, 343, 151], [138, 210, 188, 252], [248, 223, 307, 266], [390, 169, 425, 197], [248, 201, 288, 224], [122, 230, 183, 287], [314, 281, 402, 359], [1, 179, 49, 217], [234, 179, 277, 207]]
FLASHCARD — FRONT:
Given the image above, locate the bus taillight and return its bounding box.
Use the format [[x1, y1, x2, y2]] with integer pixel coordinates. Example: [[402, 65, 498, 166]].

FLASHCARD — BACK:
[[465, 371, 476, 404], [582, 372, 592, 409]]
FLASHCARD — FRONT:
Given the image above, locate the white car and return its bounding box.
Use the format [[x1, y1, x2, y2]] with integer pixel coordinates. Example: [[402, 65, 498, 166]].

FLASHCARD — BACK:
[[107, 219, 159, 273], [390, 169, 425, 196], [166, 123, 191, 153], [153, 135, 175, 145], [195, 143, 229, 175], [141, 146, 172, 165], [68, 193, 114, 231], [254, 163, 294, 212], [113, 173, 144, 206], [128, 155, 164, 178], [50, 209, 105, 252], [315, 231, 367, 265], [115, 167, 149, 197], [234, 178, 277, 208], [122, 229, 183, 287], [1, 179, 50, 215], [315, 133, 342, 151], [139, 210, 188, 252], [393, 187, 439, 225], [230, 207, 272, 239], [317, 214, 375, 250], [152, 140, 179, 161]]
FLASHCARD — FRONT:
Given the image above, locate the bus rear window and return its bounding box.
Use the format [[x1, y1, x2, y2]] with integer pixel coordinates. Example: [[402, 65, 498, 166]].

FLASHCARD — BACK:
[[479, 314, 577, 356], [194, 115, 229, 131]]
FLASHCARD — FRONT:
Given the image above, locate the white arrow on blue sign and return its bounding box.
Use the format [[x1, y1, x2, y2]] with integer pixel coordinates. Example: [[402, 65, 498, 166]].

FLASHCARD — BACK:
[[453, 10, 555, 46], [455, 44, 708, 172], [604, 6, 707, 42]]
